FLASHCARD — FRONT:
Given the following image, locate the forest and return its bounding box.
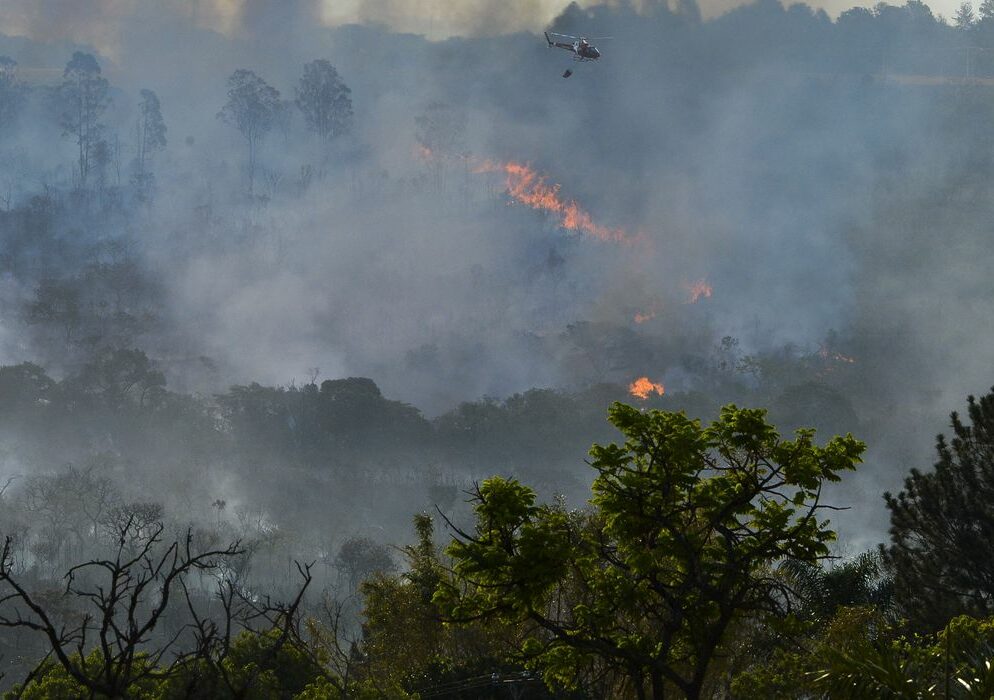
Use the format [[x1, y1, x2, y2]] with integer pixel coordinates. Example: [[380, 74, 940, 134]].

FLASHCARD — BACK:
[[4, 0, 994, 696]]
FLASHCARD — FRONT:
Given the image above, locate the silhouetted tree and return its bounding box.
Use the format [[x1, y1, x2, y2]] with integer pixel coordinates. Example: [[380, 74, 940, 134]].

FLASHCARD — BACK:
[[294, 59, 353, 143], [882, 387, 994, 631], [217, 69, 281, 193], [133, 88, 167, 196], [25, 279, 81, 349], [69, 348, 166, 410], [22, 466, 119, 569], [0, 521, 240, 697], [59, 52, 110, 188], [0, 56, 22, 137], [334, 537, 394, 592], [955, 1, 977, 28]]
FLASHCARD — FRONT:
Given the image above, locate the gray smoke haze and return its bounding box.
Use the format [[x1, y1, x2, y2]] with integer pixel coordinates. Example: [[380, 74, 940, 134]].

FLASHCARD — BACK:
[[2, 0, 994, 554], [0, 0, 967, 50]]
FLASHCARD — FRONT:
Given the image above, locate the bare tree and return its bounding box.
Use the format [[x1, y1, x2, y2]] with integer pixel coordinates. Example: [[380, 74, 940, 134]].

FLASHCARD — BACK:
[[0, 519, 241, 696], [22, 466, 119, 571]]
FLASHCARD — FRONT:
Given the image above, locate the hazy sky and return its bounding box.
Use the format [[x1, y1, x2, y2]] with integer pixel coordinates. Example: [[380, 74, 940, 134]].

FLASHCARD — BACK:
[[0, 0, 964, 61]]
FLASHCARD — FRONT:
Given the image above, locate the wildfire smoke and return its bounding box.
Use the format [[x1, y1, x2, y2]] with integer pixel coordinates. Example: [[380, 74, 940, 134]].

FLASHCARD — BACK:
[[686, 279, 713, 303]]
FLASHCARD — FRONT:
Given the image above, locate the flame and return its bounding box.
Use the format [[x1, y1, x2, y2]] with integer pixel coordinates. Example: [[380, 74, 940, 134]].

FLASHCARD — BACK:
[[473, 159, 635, 244], [686, 279, 713, 303], [633, 301, 663, 324], [415, 144, 434, 160], [817, 346, 856, 364], [628, 376, 665, 400]]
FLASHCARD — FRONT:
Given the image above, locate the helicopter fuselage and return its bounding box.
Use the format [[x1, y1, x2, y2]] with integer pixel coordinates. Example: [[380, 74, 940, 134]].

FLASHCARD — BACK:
[[574, 42, 601, 60]]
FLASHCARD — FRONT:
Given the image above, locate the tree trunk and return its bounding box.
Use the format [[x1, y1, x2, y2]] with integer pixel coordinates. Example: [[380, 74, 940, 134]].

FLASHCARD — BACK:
[[247, 134, 256, 194], [633, 674, 647, 700], [651, 669, 666, 700]]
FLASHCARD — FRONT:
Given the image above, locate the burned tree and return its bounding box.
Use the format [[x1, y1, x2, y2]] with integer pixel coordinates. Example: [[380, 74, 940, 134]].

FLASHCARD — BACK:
[[0, 518, 239, 696]]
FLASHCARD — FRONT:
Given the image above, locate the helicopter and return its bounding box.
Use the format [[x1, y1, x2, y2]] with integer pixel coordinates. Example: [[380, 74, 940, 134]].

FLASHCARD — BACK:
[[544, 32, 611, 78]]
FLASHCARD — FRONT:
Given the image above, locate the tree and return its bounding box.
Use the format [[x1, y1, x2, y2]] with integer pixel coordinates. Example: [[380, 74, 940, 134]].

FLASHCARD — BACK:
[[415, 101, 466, 157], [334, 537, 395, 592], [809, 614, 994, 698], [0, 516, 326, 699], [435, 402, 865, 700], [730, 553, 895, 698], [294, 60, 353, 143], [0, 521, 240, 697], [975, 0, 994, 49], [955, 1, 977, 28], [0, 55, 23, 137], [133, 89, 166, 196], [217, 69, 281, 194], [414, 102, 467, 191], [24, 279, 81, 349], [22, 466, 119, 569], [0, 363, 56, 416], [358, 514, 541, 698], [882, 388, 994, 631], [59, 52, 110, 188], [731, 605, 892, 699], [69, 347, 166, 410]]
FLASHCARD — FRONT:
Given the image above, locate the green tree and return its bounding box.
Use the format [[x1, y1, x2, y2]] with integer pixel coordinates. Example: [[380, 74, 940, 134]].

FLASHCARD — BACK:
[[435, 402, 864, 700], [731, 605, 891, 699], [809, 614, 994, 698], [883, 388, 994, 631], [358, 515, 544, 698], [731, 553, 895, 699]]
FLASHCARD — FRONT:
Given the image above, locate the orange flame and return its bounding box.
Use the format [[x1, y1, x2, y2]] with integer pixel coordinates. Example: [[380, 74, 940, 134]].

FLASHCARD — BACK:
[[686, 279, 713, 303], [628, 376, 665, 400], [634, 311, 656, 324], [473, 159, 635, 244]]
